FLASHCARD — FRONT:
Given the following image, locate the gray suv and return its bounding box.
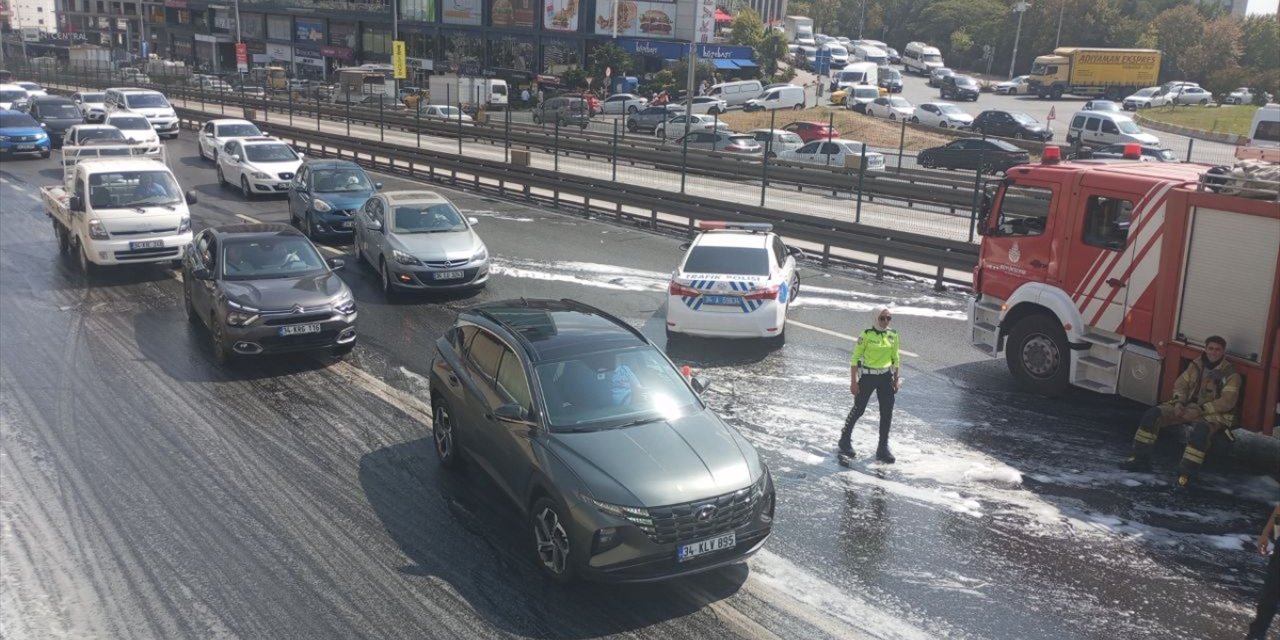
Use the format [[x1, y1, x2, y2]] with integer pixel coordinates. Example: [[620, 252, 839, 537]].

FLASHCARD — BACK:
[[532, 96, 591, 129], [626, 104, 685, 133], [429, 299, 775, 583], [182, 224, 357, 365]]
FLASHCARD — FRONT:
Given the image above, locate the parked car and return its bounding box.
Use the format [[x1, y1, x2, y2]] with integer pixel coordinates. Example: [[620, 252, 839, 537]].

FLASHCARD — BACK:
[[71, 91, 107, 122], [885, 46, 901, 64], [940, 75, 980, 102], [917, 138, 1029, 174], [196, 118, 264, 161], [1123, 87, 1171, 111], [865, 96, 914, 120], [781, 121, 840, 143], [419, 104, 474, 123], [601, 93, 648, 115], [427, 298, 775, 583], [877, 68, 903, 93], [288, 159, 382, 241], [669, 130, 762, 154], [216, 137, 304, 198], [22, 96, 85, 148], [1168, 86, 1213, 106], [1087, 143, 1180, 162], [1066, 111, 1160, 147], [533, 96, 591, 129], [842, 85, 883, 113], [654, 114, 731, 140], [927, 67, 955, 88], [627, 104, 685, 132], [911, 102, 973, 129], [971, 110, 1053, 141], [777, 139, 886, 169], [353, 190, 490, 295], [181, 224, 357, 365], [687, 96, 729, 115], [995, 76, 1031, 95], [0, 109, 50, 158], [747, 128, 806, 156], [743, 85, 805, 112], [1081, 100, 1122, 113]]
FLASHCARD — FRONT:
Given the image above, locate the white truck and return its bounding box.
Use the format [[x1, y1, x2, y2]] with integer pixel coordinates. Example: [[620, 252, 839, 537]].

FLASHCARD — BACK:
[[428, 75, 509, 110], [784, 16, 816, 47], [42, 146, 194, 273]]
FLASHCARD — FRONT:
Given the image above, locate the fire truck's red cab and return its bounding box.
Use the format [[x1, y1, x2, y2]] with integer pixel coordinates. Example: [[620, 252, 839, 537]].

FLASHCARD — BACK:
[[969, 149, 1280, 434]]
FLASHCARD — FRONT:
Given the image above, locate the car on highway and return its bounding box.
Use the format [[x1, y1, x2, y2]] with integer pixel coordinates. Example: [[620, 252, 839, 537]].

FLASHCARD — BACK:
[[940, 75, 980, 102], [917, 138, 1029, 174], [353, 94, 408, 111], [667, 221, 802, 341], [885, 46, 901, 64], [427, 297, 775, 582], [1087, 143, 1180, 162], [104, 88, 180, 139], [970, 110, 1053, 141], [995, 76, 1031, 95], [353, 190, 490, 295], [197, 118, 264, 161], [14, 81, 47, 97], [182, 224, 357, 366], [776, 139, 885, 170], [877, 67, 903, 93], [216, 137, 304, 198], [418, 104, 474, 123], [842, 85, 883, 113], [687, 96, 729, 115], [782, 120, 840, 143], [1081, 99, 1122, 113], [61, 124, 127, 148], [668, 130, 762, 154], [0, 109, 51, 158], [927, 67, 955, 88], [20, 96, 85, 149], [238, 86, 268, 99], [601, 93, 648, 115], [654, 114, 731, 140], [1122, 87, 1171, 111], [627, 104, 684, 132], [1167, 86, 1213, 106], [865, 96, 914, 120], [0, 84, 30, 110], [71, 91, 107, 122], [747, 128, 806, 156], [911, 102, 973, 129], [288, 159, 382, 241], [533, 96, 591, 129], [104, 113, 161, 148]]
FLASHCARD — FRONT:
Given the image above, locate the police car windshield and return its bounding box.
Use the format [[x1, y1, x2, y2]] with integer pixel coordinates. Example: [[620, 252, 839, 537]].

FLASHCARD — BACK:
[[534, 346, 700, 431], [683, 246, 770, 276]]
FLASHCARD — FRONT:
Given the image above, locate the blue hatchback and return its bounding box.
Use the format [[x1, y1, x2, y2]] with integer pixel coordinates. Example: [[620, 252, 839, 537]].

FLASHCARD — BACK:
[[0, 109, 51, 158], [287, 159, 381, 241]]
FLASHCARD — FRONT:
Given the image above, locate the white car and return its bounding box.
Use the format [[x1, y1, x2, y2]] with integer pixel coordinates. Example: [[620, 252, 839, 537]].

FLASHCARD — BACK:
[[687, 96, 729, 115], [14, 82, 47, 97], [62, 123, 161, 156], [654, 114, 732, 139], [418, 104, 474, 123], [866, 96, 914, 120], [197, 118, 264, 161], [747, 128, 806, 156], [995, 76, 1030, 95], [777, 139, 886, 170], [104, 113, 161, 148], [1225, 87, 1255, 105], [1168, 86, 1213, 106], [0, 84, 30, 110], [1123, 87, 1171, 111], [601, 93, 649, 115], [71, 91, 108, 122], [216, 137, 304, 198], [666, 221, 802, 341], [912, 102, 973, 129]]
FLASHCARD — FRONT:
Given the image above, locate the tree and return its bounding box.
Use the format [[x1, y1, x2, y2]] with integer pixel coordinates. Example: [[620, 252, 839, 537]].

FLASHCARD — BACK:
[[950, 29, 974, 59], [588, 42, 633, 86], [1184, 15, 1242, 85], [756, 29, 791, 77], [672, 58, 717, 92], [1147, 5, 1207, 80], [1240, 15, 1280, 74], [730, 8, 766, 47], [560, 66, 587, 90]]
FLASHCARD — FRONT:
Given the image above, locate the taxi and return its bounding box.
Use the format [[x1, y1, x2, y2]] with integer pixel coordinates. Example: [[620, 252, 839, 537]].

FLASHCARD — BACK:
[[666, 222, 803, 341]]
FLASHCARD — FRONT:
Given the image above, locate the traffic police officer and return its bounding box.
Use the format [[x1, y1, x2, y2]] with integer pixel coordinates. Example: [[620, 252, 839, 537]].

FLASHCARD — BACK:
[[838, 306, 901, 463], [1120, 335, 1241, 489]]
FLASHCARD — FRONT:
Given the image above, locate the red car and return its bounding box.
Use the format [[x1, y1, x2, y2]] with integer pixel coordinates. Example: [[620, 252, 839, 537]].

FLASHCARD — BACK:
[[782, 121, 841, 143], [580, 92, 601, 115]]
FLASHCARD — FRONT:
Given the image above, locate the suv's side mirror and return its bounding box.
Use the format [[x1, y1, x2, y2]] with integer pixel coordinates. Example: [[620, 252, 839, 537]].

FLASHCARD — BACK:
[[366, 219, 382, 232], [69, 196, 84, 212], [493, 403, 529, 423], [326, 257, 345, 270], [787, 246, 806, 260], [185, 190, 198, 205], [374, 182, 383, 190]]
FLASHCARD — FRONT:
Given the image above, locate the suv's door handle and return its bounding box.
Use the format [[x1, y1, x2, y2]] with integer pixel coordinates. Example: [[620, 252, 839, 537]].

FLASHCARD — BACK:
[[1107, 278, 1125, 288]]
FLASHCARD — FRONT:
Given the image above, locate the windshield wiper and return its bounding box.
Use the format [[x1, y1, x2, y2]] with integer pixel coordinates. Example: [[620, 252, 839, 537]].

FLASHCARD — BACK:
[[610, 416, 664, 429]]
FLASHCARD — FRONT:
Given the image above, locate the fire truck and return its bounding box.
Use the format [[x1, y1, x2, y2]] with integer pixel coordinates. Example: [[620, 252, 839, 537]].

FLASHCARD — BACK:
[[968, 147, 1279, 434]]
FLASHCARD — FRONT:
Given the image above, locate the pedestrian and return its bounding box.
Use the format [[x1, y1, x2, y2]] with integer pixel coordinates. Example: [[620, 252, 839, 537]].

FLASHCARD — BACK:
[[1248, 503, 1280, 639], [536, 88, 544, 105], [838, 306, 901, 463], [521, 87, 530, 108], [1120, 335, 1241, 490]]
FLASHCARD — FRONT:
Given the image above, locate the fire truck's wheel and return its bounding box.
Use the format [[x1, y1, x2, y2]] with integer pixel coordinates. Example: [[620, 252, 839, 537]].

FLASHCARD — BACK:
[[1006, 314, 1069, 396]]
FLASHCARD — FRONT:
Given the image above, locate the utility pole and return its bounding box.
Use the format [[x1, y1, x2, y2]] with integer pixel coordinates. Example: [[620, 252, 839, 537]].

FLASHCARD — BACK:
[[1009, 0, 1030, 80], [858, 0, 867, 40], [1055, 0, 1065, 49]]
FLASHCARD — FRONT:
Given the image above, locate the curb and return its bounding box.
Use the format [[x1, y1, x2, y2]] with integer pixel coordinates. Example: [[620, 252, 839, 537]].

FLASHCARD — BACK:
[[1133, 112, 1242, 145]]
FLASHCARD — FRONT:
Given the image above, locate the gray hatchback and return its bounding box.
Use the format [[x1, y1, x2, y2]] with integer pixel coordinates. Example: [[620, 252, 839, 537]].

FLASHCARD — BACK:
[[429, 299, 775, 583]]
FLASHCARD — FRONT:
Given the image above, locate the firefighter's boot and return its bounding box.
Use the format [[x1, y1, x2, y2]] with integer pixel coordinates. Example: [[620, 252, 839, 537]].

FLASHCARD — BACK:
[[875, 443, 895, 464], [1175, 422, 1213, 492], [1122, 410, 1161, 471]]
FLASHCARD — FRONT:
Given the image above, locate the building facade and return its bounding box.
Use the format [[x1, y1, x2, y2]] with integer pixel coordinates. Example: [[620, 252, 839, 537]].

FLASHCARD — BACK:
[[5, 0, 58, 32], [54, 0, 162, 59]]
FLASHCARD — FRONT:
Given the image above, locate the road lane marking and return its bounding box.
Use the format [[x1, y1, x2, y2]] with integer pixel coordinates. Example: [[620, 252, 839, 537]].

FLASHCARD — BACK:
[[235, 213, 261, 224], [787, 320, 920, 357]]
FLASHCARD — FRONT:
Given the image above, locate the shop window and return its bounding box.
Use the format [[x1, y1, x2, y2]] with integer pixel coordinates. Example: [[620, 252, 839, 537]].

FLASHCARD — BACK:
[[362, 26, 391, 55]]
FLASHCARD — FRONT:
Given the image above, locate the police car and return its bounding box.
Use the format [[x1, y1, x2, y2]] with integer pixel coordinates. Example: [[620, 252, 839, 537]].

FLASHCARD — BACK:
[[666, 221, 802, 340]]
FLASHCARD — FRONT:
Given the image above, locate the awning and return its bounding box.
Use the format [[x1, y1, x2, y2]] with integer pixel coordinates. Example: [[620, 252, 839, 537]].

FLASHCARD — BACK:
[[730, 59, 758, 68], [715, 9, 733, 22], [711, 59, 739, 70]]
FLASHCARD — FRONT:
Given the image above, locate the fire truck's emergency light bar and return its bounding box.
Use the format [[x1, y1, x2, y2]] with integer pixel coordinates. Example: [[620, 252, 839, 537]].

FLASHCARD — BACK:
[[696, 221, 774, 233]]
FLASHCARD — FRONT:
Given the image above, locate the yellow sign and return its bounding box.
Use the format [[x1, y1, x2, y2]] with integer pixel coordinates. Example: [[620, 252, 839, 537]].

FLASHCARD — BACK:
[[392, 40, 407, 80]]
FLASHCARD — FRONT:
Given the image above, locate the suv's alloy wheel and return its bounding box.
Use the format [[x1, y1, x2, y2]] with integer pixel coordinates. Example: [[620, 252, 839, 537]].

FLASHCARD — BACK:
[[433, 401, 459, 469], [531, 498, 573, 582]]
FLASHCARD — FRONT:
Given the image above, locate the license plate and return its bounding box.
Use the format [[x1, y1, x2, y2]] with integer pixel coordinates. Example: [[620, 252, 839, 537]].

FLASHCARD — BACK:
[[701, 295, 740, 306], [432, 270, 465, 280], [129, 240, 164, 250], [279, 323, 321, 336], [677, 532, 736, 562], [16, 144, 34, 150], [341, 220, 353, 229]]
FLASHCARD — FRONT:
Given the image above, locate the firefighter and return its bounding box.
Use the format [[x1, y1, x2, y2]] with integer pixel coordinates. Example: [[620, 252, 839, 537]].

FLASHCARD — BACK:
[[1120, 335, 1241, 489], [838, 306, 901, 463]]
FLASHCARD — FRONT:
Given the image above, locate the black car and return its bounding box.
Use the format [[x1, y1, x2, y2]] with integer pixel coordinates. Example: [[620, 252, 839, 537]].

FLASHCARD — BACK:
[[428, 298, 775, 583], [23, 96, 84, 148], [182, 224, 357, 365], [1088, 144, 1180, 162], [877, 68, 903, 93], [940, 75, 980, 102], [918, 138, 1029, 174], [971, 110, 1053, 141]]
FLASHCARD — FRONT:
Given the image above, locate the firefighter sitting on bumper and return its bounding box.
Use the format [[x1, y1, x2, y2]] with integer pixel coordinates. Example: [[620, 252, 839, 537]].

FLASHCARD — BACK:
[[1120, 335, 1241, 489]]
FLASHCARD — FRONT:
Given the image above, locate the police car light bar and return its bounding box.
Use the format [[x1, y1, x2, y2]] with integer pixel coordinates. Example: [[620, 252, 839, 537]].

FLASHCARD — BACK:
[[696, 221, 774, 233]]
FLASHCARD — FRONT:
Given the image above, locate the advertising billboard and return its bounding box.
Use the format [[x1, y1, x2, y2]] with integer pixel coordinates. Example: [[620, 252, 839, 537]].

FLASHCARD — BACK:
[[295, 17, 325, 45], [543, 0, 579, 32], [442, 0, 482, 25], [491, 0, 535, 28], [594, 0, 676, 39]]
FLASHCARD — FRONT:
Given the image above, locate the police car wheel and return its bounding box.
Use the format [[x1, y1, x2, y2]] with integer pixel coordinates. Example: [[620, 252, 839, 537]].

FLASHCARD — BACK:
[[1006, 313, 1069, 396]]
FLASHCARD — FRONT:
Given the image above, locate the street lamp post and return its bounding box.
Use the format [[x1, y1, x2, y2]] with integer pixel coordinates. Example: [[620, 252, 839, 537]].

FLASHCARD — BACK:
[[1009, 0, 1030, 80], [1055, 0, 1065, 49]]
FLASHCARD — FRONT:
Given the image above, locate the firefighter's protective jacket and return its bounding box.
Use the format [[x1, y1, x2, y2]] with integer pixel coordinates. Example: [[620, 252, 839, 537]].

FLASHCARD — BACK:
[[1165, 357, 1242, 427]]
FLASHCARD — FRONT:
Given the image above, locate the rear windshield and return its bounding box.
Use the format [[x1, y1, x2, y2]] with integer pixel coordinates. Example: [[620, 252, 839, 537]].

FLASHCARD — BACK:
[[683, 246, 770, 276], [0, 90, 26, 102], [217, 123, 261, 137], [81, 93, 105, 102], [0, 113, 38, 128], [245, 144, 298, 162]]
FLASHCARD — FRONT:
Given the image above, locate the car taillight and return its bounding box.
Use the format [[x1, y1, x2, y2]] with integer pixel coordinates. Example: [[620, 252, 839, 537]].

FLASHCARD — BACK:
[[743, 284, 780, 301], [669, 281, 701, 297]]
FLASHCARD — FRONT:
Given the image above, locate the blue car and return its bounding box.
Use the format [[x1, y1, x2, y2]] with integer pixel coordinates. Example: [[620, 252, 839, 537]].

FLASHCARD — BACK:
[[287, 159, 382, 241], [0, 109, 51, 158]]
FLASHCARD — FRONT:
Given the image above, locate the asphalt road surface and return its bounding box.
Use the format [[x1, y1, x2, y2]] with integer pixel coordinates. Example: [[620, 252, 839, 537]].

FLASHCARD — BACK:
[[1, 136, 1274, 640]]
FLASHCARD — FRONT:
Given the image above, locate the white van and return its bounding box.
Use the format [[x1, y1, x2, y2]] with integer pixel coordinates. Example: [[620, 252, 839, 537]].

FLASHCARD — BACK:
[[823, 43, 850, 69], [853, 45, 888, 67], [1066, 111, 1160, 148], [835, 63, 878, 90], [743, 86, 806, 112], [104, 88, 179, 139], [707, 80, 764, 108], [903, 42, 944, 75], [1236, 103, 1279, 162]]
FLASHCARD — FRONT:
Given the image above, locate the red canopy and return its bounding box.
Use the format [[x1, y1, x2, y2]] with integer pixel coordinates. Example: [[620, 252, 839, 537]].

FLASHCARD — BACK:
[[714, 9, 733, 23]]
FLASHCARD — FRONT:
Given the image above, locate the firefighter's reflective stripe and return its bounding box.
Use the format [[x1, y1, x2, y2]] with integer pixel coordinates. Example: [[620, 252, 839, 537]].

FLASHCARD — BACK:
[[1133, 429, 1157, 444], [1182, 446, 1207, 464]]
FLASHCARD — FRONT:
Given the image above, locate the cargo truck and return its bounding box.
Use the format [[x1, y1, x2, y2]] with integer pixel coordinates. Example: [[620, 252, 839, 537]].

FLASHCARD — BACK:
[[1027, 47, 1161, 100], [784, 16, 815, 47], [427, 75, 509, 110]]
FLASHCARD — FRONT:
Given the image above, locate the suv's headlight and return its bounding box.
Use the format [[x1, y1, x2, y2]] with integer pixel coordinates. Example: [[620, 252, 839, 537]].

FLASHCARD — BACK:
[[584, 495, 655, 532], [224, 299, 260, 326], [312, 198, 332, 212], [87, 219, 110, 240], [392, 249, 421, 266], [334, 295, 356, 315], [752, 467, 770, 502]]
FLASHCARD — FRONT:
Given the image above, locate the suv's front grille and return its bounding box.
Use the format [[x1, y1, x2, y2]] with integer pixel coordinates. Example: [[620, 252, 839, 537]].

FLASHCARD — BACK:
[[643, 486, 757, 545]]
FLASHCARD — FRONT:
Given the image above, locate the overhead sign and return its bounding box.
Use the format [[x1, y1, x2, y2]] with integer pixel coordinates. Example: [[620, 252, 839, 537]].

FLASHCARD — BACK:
[[235, 42, 249, 72], [392, 40, 407, 80]]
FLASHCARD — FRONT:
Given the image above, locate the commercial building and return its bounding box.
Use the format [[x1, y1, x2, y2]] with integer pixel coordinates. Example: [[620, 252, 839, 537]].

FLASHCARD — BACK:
[[4, 0, 58, 32]]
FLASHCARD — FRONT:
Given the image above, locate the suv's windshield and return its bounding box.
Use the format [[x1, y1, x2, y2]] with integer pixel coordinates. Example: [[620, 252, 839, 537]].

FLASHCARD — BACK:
[[534, 346, 700, 430], [313, 169, 371, 192], [125, 94, 170, 108], [81, 93, 104, 102], [222, 237, 326, 281], [110, 116, 151, 130], [392, 203, 466, 233], [88, 170, 182, 209], [245, 144, 298, 163], [683, 246, 770, 275], [39, 103, 83, 119], [217, 123, 260, 137]]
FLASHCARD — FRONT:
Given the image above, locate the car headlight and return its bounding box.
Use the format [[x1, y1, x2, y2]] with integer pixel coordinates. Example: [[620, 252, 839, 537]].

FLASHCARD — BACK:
[[333, 294, 356, 315], [225, 299, 260, 326], [177, 216, 190, 233], [752, 467, 770, 502], [87, 219, 110, 240], [392, 249, 421, 266], [312, 198, 332, 212], [471, 245, 488, 262], [583, 494, 655, 532], [250, 171, 270, 180]]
